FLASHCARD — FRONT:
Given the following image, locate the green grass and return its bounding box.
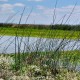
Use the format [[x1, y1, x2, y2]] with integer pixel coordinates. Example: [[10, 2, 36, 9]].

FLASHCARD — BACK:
[[0, 27, 80, 39], [2, 50, 80, 62], [0, 50, 80, 79]]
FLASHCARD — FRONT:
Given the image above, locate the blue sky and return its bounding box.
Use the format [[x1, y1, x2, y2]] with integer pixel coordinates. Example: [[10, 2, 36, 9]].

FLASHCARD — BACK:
[[0, 0, 80, 25]]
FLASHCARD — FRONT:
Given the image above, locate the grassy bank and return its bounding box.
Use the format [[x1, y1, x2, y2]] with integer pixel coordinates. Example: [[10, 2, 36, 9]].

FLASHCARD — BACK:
[[0, 27, 80, 39], [0, 50, 80, 80]]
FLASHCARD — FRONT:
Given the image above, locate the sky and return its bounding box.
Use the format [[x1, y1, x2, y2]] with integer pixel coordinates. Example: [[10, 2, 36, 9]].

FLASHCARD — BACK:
[[0, 0, 80, 25]]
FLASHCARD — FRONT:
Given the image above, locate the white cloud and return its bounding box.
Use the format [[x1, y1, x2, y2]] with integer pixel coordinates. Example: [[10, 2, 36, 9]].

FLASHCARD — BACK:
[[14, 5, 80, 24], [0, 4, 14, 14], [0, 3, 80, 24], [0, 3, 25, 14], [0, 0, 7, 1], [37, 5, 45, 10], [36, 5, 80, 16], [35, 5, 80, 24], [14, 3, 25, 7], [28, 0, 43, 2]]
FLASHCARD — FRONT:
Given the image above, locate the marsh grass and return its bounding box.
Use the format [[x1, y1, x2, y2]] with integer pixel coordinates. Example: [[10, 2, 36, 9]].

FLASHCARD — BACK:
[[0, 27, 80, 39], [0, 1, 80, 80]]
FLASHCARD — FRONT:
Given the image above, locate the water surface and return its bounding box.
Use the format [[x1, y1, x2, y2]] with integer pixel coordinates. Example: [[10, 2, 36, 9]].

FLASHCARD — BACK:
[[0, 36, 80, 53]]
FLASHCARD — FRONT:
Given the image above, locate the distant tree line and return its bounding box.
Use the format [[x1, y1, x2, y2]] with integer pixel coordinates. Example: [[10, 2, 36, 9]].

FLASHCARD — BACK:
[[0, 23, 80, 31], [50, 24, 80, 31]]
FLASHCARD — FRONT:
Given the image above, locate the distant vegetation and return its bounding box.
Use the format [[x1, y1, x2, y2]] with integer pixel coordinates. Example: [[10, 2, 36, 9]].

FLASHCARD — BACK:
[[0, 23, 80, 31]]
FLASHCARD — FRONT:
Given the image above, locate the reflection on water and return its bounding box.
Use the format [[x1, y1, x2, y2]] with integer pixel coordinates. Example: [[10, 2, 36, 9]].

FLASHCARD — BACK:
[[0, 36, 80, 53]]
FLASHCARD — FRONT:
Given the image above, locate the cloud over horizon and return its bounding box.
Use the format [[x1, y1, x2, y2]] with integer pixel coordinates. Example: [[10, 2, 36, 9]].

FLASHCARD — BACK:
[[0, 0, 80, 25], [0, 3, 25, 14]]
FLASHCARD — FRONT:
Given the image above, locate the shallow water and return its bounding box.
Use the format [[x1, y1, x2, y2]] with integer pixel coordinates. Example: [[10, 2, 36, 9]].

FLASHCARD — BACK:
[[0, 36, 80, 53]]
